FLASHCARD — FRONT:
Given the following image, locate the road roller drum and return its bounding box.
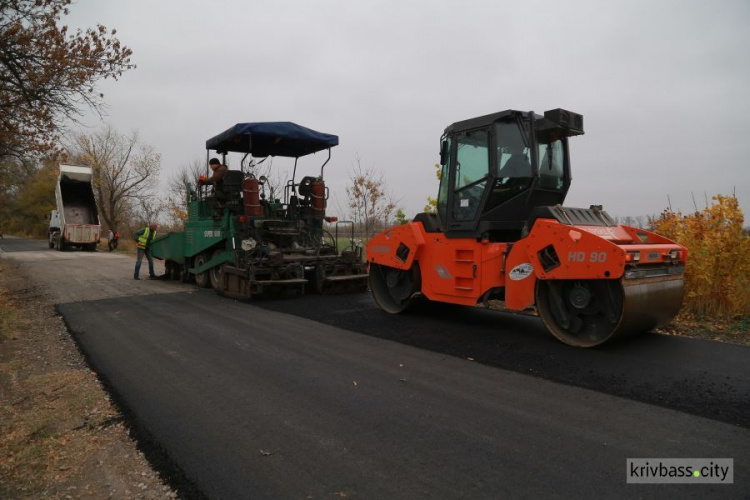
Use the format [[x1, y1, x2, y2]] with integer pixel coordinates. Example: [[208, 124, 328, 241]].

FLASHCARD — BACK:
[[536, 275, 685, 347]]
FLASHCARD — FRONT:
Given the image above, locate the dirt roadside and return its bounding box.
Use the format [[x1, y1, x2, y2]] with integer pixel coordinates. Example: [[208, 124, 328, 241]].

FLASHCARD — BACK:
[[656, 316, 750, 346], [0, 253, 176, 499]]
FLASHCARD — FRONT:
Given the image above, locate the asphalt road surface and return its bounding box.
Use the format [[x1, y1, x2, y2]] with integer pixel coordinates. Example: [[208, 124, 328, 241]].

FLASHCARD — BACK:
[[2, 236, 749, 499]]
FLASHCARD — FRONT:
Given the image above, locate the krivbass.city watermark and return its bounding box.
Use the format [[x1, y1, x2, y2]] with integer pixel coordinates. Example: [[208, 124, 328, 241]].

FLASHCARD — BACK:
[[627, 458, 733, 484]]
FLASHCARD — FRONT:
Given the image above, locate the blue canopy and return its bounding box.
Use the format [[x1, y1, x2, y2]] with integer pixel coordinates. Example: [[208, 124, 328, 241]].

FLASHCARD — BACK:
[[205, 122, 339, 157]]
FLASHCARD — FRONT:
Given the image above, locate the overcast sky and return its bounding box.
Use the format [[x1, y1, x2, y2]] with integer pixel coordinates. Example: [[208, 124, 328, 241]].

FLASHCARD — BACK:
[[65, 0, 750, 221]]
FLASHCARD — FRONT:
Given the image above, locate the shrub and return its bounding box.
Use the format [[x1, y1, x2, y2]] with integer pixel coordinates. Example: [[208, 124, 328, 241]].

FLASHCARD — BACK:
[[651, 195, 750, 319]]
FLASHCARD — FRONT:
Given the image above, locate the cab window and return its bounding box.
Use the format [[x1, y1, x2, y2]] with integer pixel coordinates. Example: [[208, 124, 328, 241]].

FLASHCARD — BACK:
[[537, 139, 564, 190], [496, 121, 531, 179], [453, 129, 489, 221], [484, 121, 532, 213]]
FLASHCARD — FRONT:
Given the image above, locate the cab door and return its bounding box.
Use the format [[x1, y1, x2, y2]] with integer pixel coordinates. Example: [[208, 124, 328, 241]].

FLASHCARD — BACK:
[[446, 127, 490, 231]]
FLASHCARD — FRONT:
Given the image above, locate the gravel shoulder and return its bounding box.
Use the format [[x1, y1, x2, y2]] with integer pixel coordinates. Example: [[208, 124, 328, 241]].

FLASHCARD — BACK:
[[0, 240, 176, 499]]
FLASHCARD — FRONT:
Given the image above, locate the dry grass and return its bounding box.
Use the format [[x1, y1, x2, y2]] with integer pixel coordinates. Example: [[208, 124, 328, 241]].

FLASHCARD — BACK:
[[110, 238, 137, 254], [0, 291, 109, 494], [657, 313, 750, 346], [0, 267, 172, 498]]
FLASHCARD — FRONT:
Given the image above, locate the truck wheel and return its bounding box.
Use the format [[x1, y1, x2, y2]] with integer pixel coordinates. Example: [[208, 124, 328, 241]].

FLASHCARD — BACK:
[[194, 254, 211, 288], [310, 265, 327, 294], [167, 261, 182, 281], [209, 250, 224, 290], [180, 264, 192, 283]]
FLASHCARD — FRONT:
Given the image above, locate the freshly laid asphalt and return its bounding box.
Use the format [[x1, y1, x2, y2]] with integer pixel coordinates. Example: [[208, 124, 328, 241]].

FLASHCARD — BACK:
[[3, 237, 748, 499], [59, 291, 750, 499], [256, 293, 750, 429]]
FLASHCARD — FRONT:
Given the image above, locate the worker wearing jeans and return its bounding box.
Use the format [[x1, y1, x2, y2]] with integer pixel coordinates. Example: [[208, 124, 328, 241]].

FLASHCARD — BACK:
[[134, 223, 158, 280]]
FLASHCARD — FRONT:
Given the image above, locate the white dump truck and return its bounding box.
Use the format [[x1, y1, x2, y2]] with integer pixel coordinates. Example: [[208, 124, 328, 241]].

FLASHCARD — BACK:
[[48, 164, 101, 251]]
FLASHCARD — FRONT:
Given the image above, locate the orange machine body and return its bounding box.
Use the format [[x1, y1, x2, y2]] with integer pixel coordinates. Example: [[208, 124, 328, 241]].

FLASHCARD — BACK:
[[367, 218, 688, 310]]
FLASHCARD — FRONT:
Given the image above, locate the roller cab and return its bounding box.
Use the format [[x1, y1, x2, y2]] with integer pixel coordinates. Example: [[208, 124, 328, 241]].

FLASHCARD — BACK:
[[367, 109, 688, 347]]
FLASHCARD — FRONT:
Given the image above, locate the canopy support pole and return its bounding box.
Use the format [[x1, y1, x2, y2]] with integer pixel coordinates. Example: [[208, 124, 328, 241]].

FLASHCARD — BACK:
[[320, 148, 331, 178]]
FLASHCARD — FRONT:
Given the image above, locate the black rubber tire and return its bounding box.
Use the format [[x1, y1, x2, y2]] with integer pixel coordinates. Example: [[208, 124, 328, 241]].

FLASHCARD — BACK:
[[170, 262, 182, 281], [165, 261, 180, 281], [194, 254, 211, 288], [180, 264, 192, 283], [209, 250, 224, 290]]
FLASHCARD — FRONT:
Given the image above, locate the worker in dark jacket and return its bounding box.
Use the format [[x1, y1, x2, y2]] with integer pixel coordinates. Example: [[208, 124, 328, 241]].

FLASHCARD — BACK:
[[199, 158, 228, 189], [133, 223, 158, 280], [199, 158, 230, 214]]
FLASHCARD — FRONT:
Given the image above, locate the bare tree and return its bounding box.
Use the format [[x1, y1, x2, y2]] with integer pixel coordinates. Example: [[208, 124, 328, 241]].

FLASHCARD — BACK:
[[248, 157, 287, 204], [66, 125, 160, 232], [615, 215, 649, 229], [168, 158, 204, 196], [135, 196, 164, 229], [166, 158, 203, 227], [346, 156, 396, 239]]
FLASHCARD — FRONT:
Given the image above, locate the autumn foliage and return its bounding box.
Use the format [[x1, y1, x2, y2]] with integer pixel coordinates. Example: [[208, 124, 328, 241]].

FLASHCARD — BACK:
[[1, 160, 57, 237], [651, 195, 750, 319], [346, 157, 396, 238], [0, 0, 135, 159]]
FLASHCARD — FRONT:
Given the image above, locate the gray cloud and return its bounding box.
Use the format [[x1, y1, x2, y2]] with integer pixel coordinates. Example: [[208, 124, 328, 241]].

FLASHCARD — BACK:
[[67, 0, 750, 220]]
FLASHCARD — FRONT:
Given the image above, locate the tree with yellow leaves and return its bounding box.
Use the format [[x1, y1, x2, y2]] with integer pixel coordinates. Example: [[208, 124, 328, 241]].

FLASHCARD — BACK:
[[651, 195, 750, 319]]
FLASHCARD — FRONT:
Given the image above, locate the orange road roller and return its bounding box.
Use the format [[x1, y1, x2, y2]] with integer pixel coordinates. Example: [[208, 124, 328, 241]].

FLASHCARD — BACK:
[[367, 109, 687, 347]]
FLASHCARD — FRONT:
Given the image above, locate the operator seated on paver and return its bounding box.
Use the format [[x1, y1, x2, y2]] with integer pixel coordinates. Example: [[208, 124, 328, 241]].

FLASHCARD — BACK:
[[198, 158, 228, 197], [198, 158, 229, 216]]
